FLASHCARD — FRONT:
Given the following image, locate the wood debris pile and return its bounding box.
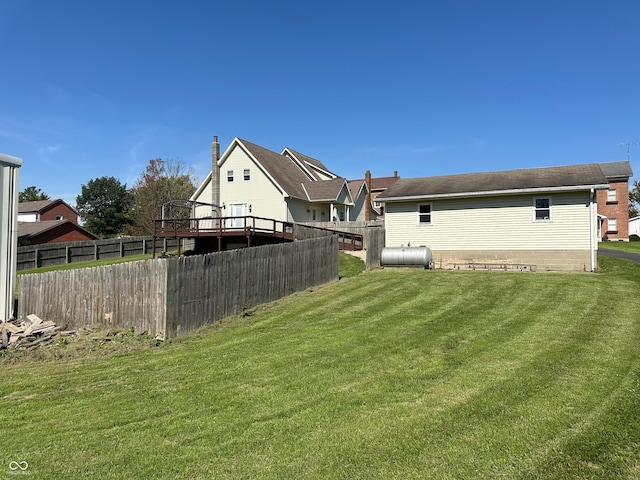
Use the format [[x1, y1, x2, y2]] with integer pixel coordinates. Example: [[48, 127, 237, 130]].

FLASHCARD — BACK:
[[0, 314, 73, 350]]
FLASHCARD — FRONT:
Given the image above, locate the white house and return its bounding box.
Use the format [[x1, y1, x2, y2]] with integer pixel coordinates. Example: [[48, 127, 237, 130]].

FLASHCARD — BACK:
[[0, 153, 22, 322], [191, 137, 370, 224], [376, 163, 610, 272], [629, 217, 640, 237]]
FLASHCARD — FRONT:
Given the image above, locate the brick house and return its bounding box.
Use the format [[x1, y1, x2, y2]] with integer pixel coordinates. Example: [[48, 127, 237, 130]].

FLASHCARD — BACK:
[[18, 199, 79, 223], [17, 199, 99, 245], [17, 220, 99, 245], [597, 161, 633, 241]]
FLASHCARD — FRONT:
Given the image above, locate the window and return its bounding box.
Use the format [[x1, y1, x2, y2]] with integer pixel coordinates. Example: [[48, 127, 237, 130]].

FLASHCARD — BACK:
[[608, 218, 618, 232], [418, 204, 432, 224], [55, 215, 63, 220], [607, 188, 617, 203], [243, 169, 250, 181], [227, 170, 234, 182], [534, 197, 551, 221]]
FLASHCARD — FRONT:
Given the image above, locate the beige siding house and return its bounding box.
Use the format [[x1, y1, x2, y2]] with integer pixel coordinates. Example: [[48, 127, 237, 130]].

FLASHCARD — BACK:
[[191, 137, 369, 223], [376, 163, 610, 272]]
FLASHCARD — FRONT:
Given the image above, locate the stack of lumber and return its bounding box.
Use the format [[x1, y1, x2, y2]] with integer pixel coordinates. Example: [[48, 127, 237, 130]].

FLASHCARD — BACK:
[[0, 314, 71, 350]]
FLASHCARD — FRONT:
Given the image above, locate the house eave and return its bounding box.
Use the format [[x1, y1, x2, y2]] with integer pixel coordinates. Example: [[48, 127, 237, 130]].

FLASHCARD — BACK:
[[381, 184, 610, 202]]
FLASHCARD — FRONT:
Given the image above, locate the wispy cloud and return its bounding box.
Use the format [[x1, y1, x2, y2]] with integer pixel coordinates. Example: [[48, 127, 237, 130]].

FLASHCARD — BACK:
[[37, 144, 63, 164]]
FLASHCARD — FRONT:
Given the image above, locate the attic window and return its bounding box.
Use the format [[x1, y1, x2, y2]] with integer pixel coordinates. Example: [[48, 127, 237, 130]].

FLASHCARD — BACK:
[[227, 170, 234, 182], [534, 197, 551, 222], [244, 169, 250, 181]]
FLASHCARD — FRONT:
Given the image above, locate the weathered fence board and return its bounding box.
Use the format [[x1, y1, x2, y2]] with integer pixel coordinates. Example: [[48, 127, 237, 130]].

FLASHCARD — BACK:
[[18, 237, 338, 339]]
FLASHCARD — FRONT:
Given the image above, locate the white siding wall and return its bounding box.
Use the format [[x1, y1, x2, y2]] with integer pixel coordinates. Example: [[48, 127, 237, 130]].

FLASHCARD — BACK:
[[385, 191, 595, 250], [221, 147, 287, 221], [193, 177, 213, 218], [17, 213, 37, 222]]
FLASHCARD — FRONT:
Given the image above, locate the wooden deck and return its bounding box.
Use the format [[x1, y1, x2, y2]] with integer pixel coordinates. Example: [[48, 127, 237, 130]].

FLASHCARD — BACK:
[[152, 216, 363, 256]]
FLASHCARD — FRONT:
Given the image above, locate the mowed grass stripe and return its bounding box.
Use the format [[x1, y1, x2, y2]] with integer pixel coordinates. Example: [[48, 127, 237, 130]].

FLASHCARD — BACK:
[[2, 260, 640, 478]]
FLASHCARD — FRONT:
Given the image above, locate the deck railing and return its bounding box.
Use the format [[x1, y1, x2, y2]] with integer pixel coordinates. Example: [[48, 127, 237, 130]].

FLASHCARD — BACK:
[[153, 216, 364, 252]]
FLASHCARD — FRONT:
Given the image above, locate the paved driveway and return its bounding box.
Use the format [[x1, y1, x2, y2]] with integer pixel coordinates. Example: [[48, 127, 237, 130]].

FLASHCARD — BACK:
[[598, 248, 640, 263]]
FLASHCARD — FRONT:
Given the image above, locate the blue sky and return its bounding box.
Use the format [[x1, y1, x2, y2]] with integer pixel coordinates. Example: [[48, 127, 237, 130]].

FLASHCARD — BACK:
[[2, 0, 639, 205]]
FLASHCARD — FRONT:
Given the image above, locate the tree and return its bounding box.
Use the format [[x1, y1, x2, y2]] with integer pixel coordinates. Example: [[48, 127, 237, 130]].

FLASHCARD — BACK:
[[76, 176, 131, 238], [629, 180, 640, 219], [19, 186, 50, 202], [129, 158, 197, 235]]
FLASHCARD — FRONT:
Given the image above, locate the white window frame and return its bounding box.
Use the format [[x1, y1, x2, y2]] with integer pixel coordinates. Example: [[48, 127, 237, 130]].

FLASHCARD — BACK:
[[227, 170, 234, 182], [533, 197, 552, 222], [608, 217, 618, 232], [607, 188, 617, 203], [418, 203, 432, 225], [243, 168, 250, 181]]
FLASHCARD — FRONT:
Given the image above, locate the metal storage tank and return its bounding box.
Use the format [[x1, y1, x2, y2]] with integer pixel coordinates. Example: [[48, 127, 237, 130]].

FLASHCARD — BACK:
[[380, 246, 432, 269]]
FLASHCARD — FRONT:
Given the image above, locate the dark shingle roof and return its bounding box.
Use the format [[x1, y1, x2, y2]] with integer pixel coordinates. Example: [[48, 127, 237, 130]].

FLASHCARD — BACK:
[[599, 161, 633, 180], [238, 138, 348, 202], [17, 220, 98, 240], [302, 178, 349, 202], [238, 138, 310, 200], [377, 163, 609, 201], [284, 148, 336, 178], [18, 200, 56, 213]]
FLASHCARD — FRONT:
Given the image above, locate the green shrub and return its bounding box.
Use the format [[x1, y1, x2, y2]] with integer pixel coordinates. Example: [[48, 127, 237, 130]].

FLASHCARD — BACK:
[[630, 234, 640, 242]]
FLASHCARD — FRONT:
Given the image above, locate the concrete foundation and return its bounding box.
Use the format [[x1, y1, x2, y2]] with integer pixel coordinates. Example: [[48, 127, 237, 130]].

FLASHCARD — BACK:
[[431, 249, 594, 272]]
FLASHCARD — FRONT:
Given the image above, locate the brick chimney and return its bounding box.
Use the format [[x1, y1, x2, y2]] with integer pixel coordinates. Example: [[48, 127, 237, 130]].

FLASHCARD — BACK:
[[211, 136, 221, 216], [364, 170, 372, 221]]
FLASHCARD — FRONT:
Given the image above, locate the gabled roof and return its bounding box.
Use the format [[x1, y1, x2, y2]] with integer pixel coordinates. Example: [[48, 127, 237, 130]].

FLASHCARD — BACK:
[[347, 179, 368, 201], [370, 175, 400, 191], [301, 178, 352, 203], [236, 138, 312, 200], [599, 161, 633, 180], [17, 220, 98, 240], [18, 199, 79, 215], [282, 148, 339, 180], [377, 163, 610, 201]]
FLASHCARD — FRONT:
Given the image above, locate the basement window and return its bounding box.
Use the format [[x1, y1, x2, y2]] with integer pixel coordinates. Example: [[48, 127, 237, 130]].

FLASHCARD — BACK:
[[534, 197, 551, 222], [244, 168, 250, 181], [227, 170, 234, 182], [418, 204, 432, 225]]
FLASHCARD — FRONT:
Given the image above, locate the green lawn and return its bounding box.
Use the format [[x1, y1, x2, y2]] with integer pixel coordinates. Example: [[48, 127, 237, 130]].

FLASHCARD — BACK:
[[16, 253, 154, 276], [599, 240, 640, 254], [2, 256, 640, 479]]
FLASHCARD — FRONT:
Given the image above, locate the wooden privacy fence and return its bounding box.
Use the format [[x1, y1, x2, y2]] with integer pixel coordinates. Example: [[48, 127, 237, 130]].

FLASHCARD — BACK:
[[18, 236, 339, 339], [16, 236, 178, 271]]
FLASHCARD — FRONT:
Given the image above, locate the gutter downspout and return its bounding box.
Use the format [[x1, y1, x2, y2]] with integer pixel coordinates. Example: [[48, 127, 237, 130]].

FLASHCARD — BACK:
[[590, 188, 595, 272]]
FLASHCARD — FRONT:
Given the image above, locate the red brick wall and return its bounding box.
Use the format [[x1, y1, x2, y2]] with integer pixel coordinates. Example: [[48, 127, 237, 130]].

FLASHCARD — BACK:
[[597, 180, 629, 240], [29, 223, 96, 244], [40, 203, 79, 223]]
